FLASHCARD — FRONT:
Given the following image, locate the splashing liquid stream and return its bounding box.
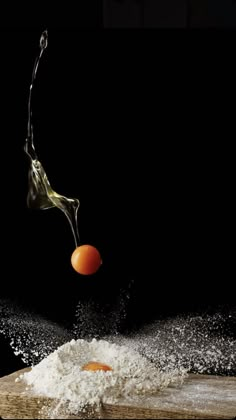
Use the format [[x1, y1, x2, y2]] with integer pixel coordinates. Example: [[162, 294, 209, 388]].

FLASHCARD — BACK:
[[24, 30, 80, 247]]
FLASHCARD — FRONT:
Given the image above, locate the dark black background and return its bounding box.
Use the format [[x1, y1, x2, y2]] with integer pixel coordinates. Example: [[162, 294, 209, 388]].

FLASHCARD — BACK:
[[0, 1, 235, 377]]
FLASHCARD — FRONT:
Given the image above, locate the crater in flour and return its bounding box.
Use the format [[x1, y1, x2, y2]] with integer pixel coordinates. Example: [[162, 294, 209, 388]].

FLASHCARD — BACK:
[[18, 338, 186, 417]]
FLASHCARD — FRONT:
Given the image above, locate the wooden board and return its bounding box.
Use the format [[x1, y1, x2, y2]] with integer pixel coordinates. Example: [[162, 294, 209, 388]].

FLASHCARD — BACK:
[[0, 368, 235, 419]]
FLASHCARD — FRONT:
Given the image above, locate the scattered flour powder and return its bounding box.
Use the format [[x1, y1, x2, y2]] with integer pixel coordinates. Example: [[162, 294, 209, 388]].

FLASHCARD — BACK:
[[1, 300, 235, 417], [17, 338, 186, 417]]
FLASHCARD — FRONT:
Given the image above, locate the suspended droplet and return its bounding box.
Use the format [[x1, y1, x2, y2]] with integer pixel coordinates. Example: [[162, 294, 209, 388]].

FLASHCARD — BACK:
[[40, 30, 48, 51]]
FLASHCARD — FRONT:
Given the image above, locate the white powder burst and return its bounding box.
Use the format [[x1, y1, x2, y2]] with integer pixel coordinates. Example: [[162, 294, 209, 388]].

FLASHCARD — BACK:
[[1, 300, 235, 377], [0, 300, 72, 365], [18, 338, 186, 417], [1, 299, 236, 418], [107, 311, 236, 375]]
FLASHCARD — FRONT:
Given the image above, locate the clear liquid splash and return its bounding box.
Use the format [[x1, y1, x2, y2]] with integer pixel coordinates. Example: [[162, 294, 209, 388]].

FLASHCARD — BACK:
[[24, 30, 80, 247]]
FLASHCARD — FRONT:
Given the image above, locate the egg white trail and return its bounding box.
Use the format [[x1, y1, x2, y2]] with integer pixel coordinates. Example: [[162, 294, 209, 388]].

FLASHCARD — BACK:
[[24, 30, 80, 247]]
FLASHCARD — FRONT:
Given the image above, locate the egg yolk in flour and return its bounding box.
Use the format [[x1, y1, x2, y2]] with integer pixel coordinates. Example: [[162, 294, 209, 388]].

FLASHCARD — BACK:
[[82, 361, 113, 372]]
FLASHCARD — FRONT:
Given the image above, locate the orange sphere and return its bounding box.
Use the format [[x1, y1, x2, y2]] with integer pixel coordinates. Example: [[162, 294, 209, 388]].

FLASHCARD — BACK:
[[71, 245, 102, 275], [82, 361, 112, 372]]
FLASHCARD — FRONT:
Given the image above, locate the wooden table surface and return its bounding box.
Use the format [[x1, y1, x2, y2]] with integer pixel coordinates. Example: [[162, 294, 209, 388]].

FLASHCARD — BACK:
[[0, 368, 235, 419]]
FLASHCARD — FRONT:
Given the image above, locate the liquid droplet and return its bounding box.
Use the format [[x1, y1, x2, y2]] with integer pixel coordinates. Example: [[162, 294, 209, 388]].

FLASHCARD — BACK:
[[40, 30, 48, 51]]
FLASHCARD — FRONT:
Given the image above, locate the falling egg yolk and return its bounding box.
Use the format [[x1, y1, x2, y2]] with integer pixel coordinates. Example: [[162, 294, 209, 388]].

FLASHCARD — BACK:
[[82, 361, 113, 372], [71, 245, 102, 275]]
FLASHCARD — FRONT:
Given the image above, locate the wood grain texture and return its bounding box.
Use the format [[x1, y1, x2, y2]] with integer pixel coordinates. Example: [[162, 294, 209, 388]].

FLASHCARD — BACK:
[[0, 368, 235, 419]]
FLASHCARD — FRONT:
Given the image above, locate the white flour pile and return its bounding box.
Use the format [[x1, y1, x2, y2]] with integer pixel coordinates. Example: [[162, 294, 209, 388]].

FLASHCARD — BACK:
[[17, 338, 186, 417], [1, 300, 236, 417]]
